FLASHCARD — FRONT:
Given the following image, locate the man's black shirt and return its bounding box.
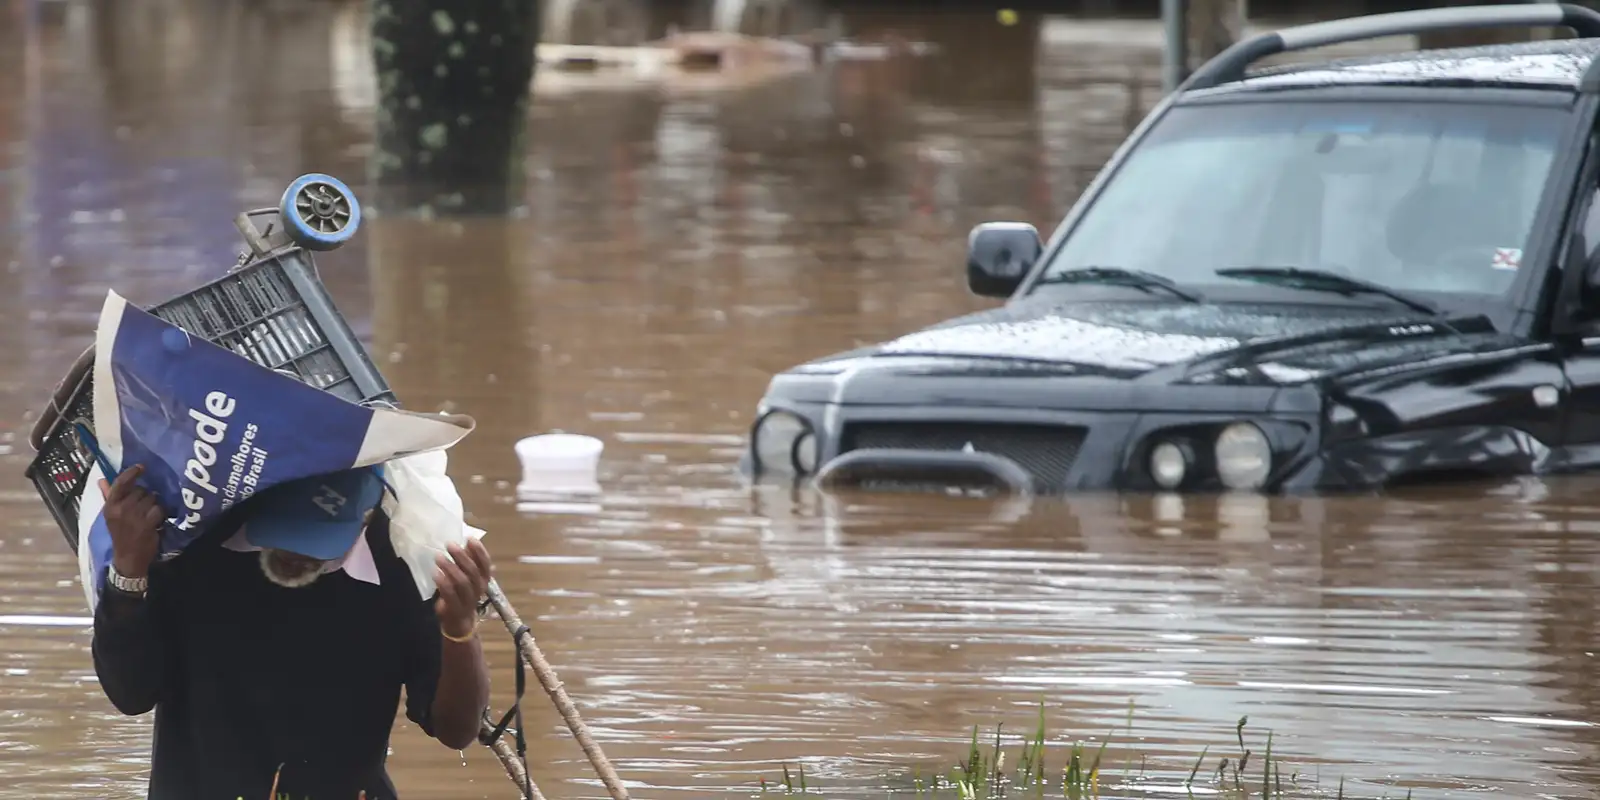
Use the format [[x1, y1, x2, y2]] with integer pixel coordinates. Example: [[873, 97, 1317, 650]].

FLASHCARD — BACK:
[[91, 513, 443, 799]]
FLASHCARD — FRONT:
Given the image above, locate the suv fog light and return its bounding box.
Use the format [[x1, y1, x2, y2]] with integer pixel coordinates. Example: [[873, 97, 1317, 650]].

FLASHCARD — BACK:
[[1215, 423, 1271, 490], [753, 410, 811, 475], [1149, 441, 1188, 489]]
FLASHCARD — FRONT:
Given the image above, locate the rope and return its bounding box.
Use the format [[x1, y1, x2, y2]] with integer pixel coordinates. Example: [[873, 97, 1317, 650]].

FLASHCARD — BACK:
[[486, 578, 632, 800], [479, 622, 538, 799], [480, 707, 546, 800]]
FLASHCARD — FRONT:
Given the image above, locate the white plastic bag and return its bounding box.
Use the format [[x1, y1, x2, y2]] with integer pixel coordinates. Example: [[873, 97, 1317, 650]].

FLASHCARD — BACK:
[[77, 463, 107, 613], [381, 448, 486, 600]]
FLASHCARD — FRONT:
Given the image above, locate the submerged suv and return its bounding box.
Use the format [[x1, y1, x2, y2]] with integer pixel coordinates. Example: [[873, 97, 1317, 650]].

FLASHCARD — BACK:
[[741, 4, 1600, 496]]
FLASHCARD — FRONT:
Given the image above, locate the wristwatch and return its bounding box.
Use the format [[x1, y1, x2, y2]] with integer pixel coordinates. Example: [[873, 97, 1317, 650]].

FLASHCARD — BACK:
[[106, 564, 149, 597]]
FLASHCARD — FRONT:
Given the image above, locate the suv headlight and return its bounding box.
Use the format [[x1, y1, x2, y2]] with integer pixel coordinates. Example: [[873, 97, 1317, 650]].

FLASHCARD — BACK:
[[752, 410, 818, 476], [1148, 441, 1191, 490], [1214, 422, 1271, 490]]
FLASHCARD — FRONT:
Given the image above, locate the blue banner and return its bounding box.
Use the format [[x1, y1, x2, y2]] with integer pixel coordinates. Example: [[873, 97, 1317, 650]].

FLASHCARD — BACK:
[[77, 291, 474, 609]]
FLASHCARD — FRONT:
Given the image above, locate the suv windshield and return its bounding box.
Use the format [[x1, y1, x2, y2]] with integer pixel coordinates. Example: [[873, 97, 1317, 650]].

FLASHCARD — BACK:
[[1035, 98, 1568, 299]]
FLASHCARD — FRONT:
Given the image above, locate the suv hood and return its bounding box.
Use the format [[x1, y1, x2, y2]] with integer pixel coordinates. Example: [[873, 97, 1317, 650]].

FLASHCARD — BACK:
[[795, 299, 1526, 386]]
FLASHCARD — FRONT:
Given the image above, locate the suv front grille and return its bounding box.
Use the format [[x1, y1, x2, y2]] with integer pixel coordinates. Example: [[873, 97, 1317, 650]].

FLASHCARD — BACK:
[[840, 422, 1086, 492]]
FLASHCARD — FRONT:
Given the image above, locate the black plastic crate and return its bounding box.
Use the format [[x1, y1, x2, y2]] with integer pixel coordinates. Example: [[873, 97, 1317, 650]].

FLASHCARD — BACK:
[[24, 174, 394, 553], [28, 360, 96, 552]]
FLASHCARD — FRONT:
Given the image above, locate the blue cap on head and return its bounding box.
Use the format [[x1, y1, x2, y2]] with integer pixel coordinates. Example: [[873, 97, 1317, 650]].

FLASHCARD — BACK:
[[241, 466, 386, 560]]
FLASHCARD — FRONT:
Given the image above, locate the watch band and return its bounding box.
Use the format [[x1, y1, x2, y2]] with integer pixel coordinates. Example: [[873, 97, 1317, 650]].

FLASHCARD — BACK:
[[106, 565, 148, 597]]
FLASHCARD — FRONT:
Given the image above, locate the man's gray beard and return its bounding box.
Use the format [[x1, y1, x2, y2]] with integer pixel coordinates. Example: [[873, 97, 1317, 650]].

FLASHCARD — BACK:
[[259, 550, 323, 589]]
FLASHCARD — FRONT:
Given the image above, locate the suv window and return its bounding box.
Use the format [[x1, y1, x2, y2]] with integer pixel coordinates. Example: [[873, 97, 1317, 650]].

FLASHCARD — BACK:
[[1037, 98, 1568, 299]]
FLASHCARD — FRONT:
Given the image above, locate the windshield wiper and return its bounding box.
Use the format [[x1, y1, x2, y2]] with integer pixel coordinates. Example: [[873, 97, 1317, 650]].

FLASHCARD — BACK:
[[1214, 266, 1440, 316], [1035, 267, 1204, 303]]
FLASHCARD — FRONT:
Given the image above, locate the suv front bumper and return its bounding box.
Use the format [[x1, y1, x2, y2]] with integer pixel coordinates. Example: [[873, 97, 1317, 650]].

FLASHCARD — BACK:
[[742, 395, 1330, 495]]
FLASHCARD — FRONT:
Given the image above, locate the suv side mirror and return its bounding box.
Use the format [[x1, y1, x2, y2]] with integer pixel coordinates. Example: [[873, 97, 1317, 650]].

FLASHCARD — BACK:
[[967, 222, 1042, 298], [1585, 255, 1600, 307], [1570, 186, 1600, 324], [1553, 233, 1600, 333]]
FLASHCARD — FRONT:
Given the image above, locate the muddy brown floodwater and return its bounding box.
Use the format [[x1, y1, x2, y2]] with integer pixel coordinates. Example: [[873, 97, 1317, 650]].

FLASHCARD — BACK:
[[2, 2, 1600, 799]]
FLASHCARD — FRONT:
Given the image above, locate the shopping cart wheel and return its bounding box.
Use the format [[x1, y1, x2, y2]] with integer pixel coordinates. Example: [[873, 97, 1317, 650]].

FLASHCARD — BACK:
[[280, 173, 362, 252]]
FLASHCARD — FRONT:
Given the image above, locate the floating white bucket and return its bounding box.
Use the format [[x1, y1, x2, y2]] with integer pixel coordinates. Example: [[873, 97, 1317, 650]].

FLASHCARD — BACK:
[[514, 433, 604, 497]]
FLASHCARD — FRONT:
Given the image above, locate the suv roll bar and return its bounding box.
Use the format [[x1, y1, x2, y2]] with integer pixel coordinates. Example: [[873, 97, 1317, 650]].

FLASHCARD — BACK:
[[1185, 3, 1600, 91]]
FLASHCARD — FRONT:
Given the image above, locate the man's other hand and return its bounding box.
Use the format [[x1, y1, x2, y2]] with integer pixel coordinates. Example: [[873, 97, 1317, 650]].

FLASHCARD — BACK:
[[98, 465, 165, 579], [435, 538, 493, 639]]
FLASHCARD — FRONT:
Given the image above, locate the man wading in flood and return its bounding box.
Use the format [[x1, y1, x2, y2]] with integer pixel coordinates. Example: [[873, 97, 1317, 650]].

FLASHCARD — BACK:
[[90, 462, 496, 799]]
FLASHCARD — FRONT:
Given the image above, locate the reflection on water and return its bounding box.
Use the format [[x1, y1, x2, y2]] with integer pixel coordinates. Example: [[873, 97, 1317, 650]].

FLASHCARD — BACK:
[[2, 1, 1598, 798]]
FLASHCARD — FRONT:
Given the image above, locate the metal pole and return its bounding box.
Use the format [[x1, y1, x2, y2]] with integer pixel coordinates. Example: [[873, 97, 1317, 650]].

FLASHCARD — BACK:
[[1161, 0, 1188, 94]]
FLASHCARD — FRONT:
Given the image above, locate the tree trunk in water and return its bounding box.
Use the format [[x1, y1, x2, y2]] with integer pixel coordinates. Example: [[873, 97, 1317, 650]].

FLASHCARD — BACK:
[[369, 0, 540, 217]]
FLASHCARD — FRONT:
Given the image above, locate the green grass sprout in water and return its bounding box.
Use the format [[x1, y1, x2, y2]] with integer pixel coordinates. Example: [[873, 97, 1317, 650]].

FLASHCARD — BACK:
[[756, 701, 1422, 799]]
